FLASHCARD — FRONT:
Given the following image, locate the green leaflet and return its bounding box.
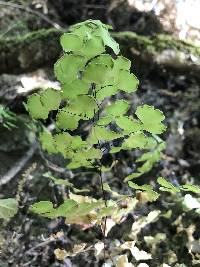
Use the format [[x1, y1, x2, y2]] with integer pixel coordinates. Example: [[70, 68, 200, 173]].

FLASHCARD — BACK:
[[104, 100, 130, 117], [83, 63, 113, 85], [44, 172, 90, 193], [96, 116, 113, 126], [103, 183, 122, 197], [60, 33, 83, 52], [30, 199, 77, 218], [123, 132, 148, 149], [65, 95, 98, 120], [136, 149, 161, 163], [116, 116, 142, 133], [40, 88, 61, 111], [30, 193, 106, 223], [54, 133, 72, 157], [54, 132, 87, 158], [74, 147, 103, 160], [157, 177, 180, 193], [54, 132, 86, 159], [61, 79, 89, 99], [30, 193, 139, 225], [26, 89, 61, 120], [0, 198, 18, 220], [110, 146, 122, 154], [26, 93, 49, 119], [128, 181, 159, 202], [68, 135, 88, 150], [66, 147, 103, 169], [128, 182, 153, 191], [45, 172, 74, 187], [96, 206, 116, 219], [69, 19, 119, 55], [124, 172, 142, 181], [117, 71, 139, 93], [54, 200, 78, 217], [87, 126, 122, 144], [113, 56, 131, 72], [90, 54, 114, 67], [136, 105, 166, 134], [124, 141, 165, 181], [65, 202, 104, 224], [145, 137, 158, 149], [54, 54, 86, 84], [30, 201, 54, 215], [79, 36, 105, 59], [69, 22, 93, 38], [92, 23, 120, 55], [137, 160, 153, 173], [67, 159, 93, 169], [56, 110, 80, 130], [96, 85, 118, 101], [181, 184, 200, 194], [40, 130, 57, 154]]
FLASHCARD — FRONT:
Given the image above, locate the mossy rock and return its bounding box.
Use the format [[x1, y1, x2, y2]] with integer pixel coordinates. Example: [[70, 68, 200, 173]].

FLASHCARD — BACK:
[[0, 28, 61, 74], [1, 28, 200, 79]]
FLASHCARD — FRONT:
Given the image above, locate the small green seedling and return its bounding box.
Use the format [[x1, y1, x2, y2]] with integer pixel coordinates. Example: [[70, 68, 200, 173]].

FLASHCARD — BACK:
[[26, 19, 168, 259]]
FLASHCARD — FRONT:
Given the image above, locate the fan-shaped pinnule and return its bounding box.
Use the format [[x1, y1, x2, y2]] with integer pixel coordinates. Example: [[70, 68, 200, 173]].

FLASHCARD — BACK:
[[26, 20, 166, 173]]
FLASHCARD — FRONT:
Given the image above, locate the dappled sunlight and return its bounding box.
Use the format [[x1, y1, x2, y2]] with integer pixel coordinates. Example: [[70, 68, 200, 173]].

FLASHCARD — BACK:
[[128, 0, 200, 44]]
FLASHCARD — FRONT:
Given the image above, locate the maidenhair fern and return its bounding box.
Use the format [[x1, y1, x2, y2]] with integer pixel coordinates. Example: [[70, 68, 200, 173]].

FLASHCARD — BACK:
[[25, 19, 200, 262], [25, 17, 165, 250], [26, 20, 166, 172]]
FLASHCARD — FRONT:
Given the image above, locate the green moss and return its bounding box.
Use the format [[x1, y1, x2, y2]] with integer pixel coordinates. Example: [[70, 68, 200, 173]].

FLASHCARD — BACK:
[[1, 27, 199, 74], [0, 28, 62, 48], [1, 28, 199, 56], [2, 28, 199, 55], [112, 31, 200, 57], [0, 28, 63, 73]]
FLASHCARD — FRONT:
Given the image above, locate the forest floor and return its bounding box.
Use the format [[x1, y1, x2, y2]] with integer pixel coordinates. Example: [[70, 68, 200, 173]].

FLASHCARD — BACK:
[[0, 1, 200, 266]]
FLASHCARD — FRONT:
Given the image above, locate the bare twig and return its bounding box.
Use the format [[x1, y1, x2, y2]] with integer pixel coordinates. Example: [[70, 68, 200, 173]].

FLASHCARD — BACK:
[[92, 86, 108, 263], [25, 239, 54, 255], [0, 141, 38, 186], [99, 169, 108, 262], [83, 4, 107, 9], [0, 0, 63, 30]]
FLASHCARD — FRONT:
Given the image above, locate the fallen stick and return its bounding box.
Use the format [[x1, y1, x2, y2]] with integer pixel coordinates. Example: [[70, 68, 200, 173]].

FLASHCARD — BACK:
[[0, 141, 38, 186]]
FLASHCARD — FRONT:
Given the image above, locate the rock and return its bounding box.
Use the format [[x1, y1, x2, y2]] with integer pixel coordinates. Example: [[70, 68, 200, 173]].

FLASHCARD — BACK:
[[0, 28, 61, 74], [1, 28, 199, 81], [0, 69, 59, 105]]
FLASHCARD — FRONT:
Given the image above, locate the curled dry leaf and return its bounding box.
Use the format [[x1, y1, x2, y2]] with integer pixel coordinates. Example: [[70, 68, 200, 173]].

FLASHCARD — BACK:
[[119, 241, 152, 261], [130, 210, 160, 239], [130, 246, 151, 261], [54, 243, 87, 260], [116, 254, 135, 267], [72, 243, 87, 255], [94, 241, 104, 256], [54, 248, 68, 261], [50, 231, 64, 240]]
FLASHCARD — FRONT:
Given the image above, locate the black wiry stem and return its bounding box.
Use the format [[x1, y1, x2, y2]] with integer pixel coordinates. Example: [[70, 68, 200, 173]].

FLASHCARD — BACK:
[[98, 167, 107, 263], [93, 86, 108, 264]]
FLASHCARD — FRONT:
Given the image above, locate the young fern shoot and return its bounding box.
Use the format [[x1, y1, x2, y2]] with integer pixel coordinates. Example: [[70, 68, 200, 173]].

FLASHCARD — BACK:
[[26, 19, 167, 260]]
